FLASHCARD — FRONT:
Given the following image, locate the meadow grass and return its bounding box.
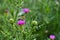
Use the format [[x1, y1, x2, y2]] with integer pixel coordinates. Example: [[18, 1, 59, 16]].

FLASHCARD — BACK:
[[0, 0, 60, 40]]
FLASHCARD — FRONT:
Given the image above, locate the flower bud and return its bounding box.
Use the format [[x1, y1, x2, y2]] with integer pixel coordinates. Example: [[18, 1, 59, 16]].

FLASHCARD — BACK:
[[9, 18, 14, 23], [4, 9, 9, 17], [31, 20, 38, 26]]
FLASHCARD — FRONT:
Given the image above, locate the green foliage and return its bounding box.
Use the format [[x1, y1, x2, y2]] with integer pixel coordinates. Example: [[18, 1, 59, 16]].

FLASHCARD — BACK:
[[0, 0, 60, 40]]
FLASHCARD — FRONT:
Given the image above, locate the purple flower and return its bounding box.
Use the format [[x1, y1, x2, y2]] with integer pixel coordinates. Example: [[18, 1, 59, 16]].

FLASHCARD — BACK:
[[49, 35, 56, 39], [17, 20, 25, 26], [22, 8, 30, 13]]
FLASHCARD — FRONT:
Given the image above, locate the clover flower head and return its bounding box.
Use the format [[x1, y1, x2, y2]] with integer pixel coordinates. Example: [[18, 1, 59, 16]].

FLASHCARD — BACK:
[[22, 8, 30, 13], [49, 35, 56, 39], [17, 20, 25, 26]]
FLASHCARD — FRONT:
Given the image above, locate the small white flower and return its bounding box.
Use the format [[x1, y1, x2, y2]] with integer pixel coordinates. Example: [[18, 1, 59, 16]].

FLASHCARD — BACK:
[[34, 38, 36, 40], [13, 38, 16, 40], [18, 11, 24, 16], [56, 1, 59, 5]]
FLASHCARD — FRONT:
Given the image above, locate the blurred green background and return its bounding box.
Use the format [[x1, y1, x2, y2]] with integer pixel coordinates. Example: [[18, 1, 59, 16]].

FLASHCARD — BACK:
[[0, 0, 60, 40]]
